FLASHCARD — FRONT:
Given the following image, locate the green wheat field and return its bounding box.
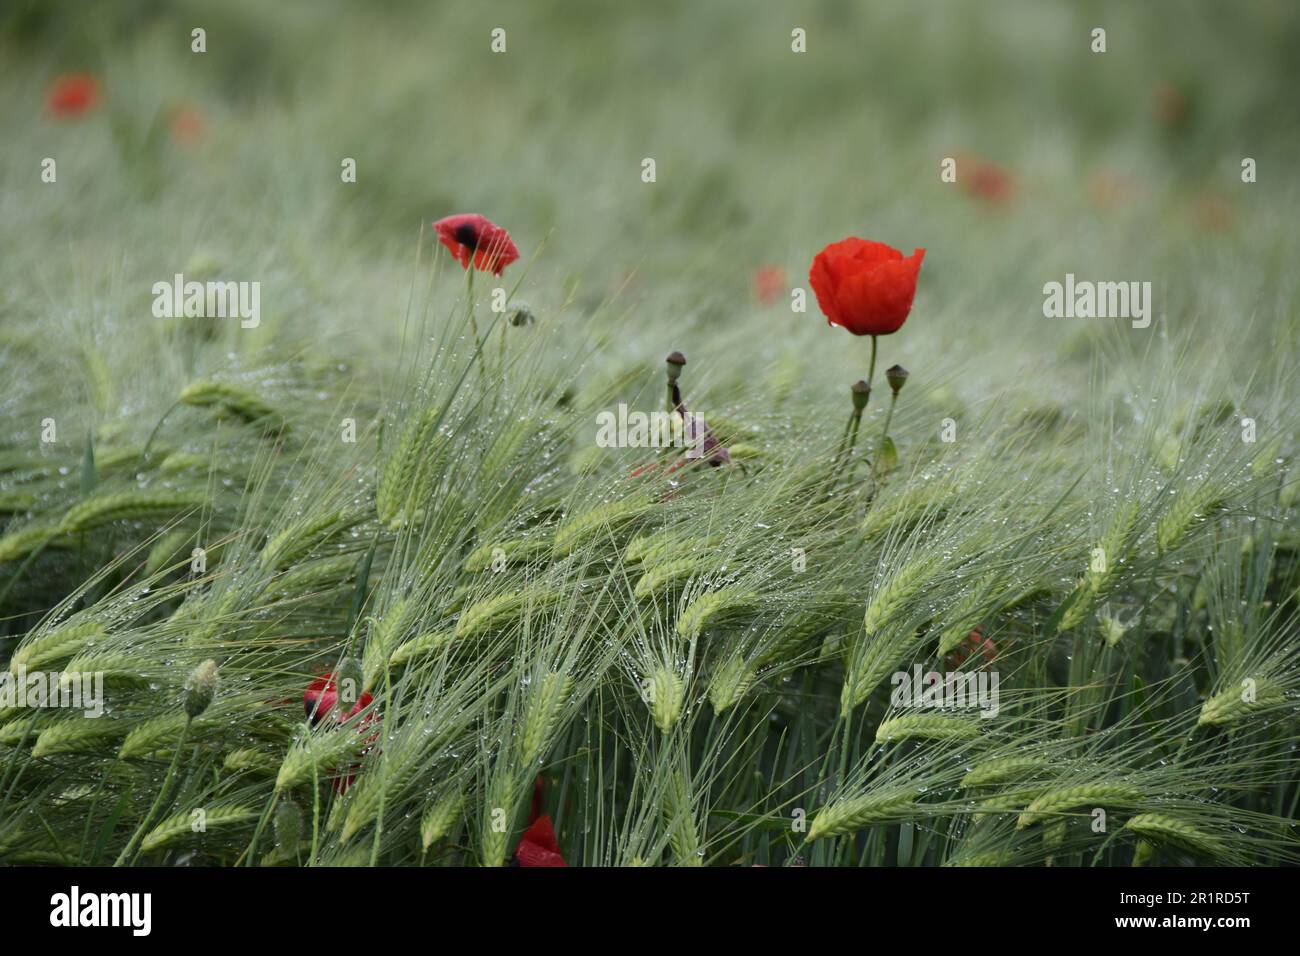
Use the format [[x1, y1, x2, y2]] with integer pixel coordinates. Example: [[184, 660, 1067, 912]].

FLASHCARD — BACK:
[[1, 0, 1298, 867]]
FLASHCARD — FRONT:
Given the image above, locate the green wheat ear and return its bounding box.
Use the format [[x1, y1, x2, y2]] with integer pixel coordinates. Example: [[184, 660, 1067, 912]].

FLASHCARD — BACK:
[[375, 407, 443, 527], [0, 524, 60, 564], [706, 652, 758, 713], [388, 630, 455, 668], [1123, 813, 1226, 860], [875, 712, 981, 744], [647, 666, 686, 733], [663, 769, 702, 865], [9, 621, 104, 673], [119, 712, 206, 759], [223, 748, 280, 775], [180, 380, 285, 433], [552, 492, 654, 556], [140, 805, 259, 853], [1156, 482, 1226, 553], [675, 586, 758, 640], [455, 586, 564, 639], [157, 450, 209, 474], [421, 790, 464, 850], [1198, 677, 1287, 726], [944, 849, 1018, 867], [634, 555, 719, 600], [259, 508, 362, 570], [58, 490, 207, 534], [961, 755, 1054, 788], [275, 729, 370, 791], [518, 672, 574, 765], [31, 717, 126, 758], [463, 535, 552, 572], [1016, 782, 1145, 828], [808, 790, 917, 841]]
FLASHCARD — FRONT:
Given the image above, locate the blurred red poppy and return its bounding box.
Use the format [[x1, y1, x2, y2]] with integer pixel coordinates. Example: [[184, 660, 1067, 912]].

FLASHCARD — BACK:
[[47, 73, 102, 119], [753, 265, 787, 305], [513, 815, 567, 867], [433, 213, 519, 276], [966, 160, 1014, 204], [809, 238, 925, 336], [945, 628, 998, 669], [169, 102, 206, 147]]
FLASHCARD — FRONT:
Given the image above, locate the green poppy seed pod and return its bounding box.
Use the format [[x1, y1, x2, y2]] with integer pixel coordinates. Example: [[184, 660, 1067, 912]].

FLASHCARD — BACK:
[[851, 379, 871, 411], [665, 351, 687, 382], [182, 659, 219, 719], [885, 364, 909, 395]]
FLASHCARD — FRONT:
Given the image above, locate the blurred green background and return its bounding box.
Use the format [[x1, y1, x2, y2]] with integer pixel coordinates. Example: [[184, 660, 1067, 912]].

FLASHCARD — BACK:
[[2, 0, 1298, 416]]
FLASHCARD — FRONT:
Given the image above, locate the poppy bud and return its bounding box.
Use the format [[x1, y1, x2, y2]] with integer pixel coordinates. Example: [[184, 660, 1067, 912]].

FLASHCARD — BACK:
[[850, 379, 871, 411], [508, 306, 535, 327], [665, 351, 687, 382], [885, 364, 909, 395], [182, 659, 219, 719]]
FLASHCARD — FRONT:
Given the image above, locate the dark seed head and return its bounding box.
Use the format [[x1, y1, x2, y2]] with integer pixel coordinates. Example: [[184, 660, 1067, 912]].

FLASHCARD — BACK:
[[454, 222, 479, 248]]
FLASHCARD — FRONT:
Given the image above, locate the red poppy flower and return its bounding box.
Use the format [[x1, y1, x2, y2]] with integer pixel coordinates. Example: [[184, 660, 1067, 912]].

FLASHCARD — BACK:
[[753, 265, 787, 306], [513, 815, 567, 867], [47, 73, 102, 119], [304, 672, 379, 793], [304, 672, 373, 725], [809, 238, 925, 337], [433, 214, 519, 276], [945, 628, 998, 669]]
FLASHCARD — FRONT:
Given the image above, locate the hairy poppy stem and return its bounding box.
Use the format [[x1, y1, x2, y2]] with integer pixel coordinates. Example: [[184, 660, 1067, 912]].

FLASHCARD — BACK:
[[881, 392, 898, 443], [867, 335, 878, 388]]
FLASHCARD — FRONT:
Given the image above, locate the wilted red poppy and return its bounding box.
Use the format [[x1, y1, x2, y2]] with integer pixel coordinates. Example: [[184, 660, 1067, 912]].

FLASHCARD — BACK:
[[47, 73, 102, 118], [753, 265, 787, 305], [433, 213, 519, 276], [513, 815, 567, 867], [809, 238, 925, 336]]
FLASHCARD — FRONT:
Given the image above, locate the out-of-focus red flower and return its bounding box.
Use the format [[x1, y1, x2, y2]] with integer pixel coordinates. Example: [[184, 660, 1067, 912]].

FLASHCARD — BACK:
[[945, 628, 998, 669], [433, 213, 519, 276], [809, 238, 925, 337], [47, 73, 102, 118], [1192, 192, 1233, 233], [513, 815, 567, 867], [753, 265, 787, 305], [303, 672, 379, 793], [966, 159, 1014, 204], [169, 102, 206, 147], [1152, 82, 1188, 129]]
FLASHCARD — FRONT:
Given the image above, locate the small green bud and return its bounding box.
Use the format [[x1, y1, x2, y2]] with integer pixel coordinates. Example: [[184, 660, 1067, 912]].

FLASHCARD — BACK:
[[182, 659, 219, 719], [850, 379, 871, 411]]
